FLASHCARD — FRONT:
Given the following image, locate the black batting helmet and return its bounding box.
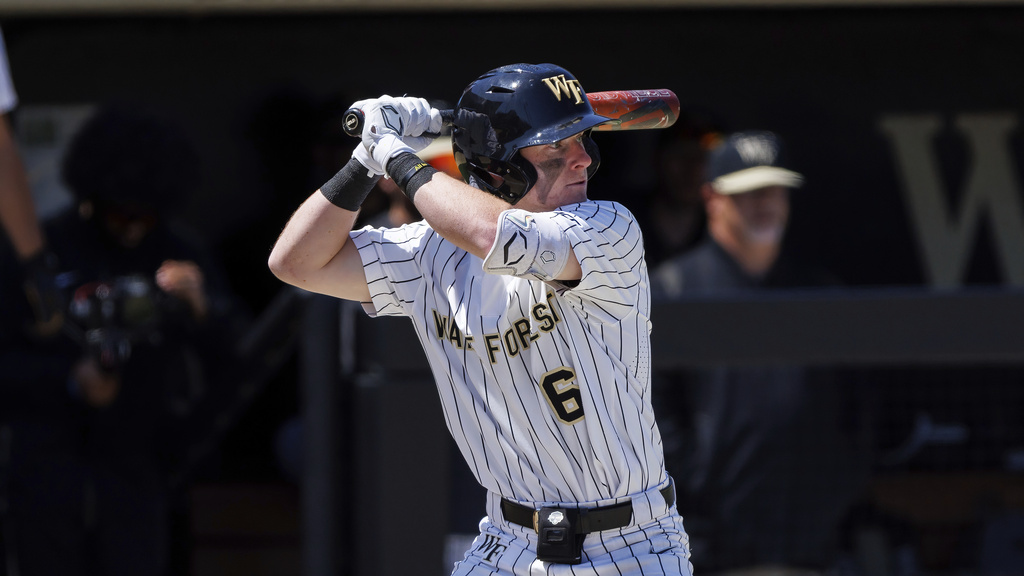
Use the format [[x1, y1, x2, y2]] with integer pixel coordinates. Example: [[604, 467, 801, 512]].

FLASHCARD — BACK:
[[451, 63, 609, 204]]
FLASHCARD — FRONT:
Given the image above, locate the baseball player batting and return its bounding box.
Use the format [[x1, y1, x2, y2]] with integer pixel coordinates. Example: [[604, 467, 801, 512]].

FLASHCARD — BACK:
[[270, 63, 693, 575]]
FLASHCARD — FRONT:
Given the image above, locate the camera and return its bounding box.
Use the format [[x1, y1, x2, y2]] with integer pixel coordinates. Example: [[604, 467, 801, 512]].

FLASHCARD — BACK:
[[67, 274, 167, 371]]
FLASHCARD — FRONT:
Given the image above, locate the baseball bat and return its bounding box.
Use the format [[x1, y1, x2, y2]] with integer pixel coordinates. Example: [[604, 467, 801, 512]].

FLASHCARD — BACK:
[[341, 89, 679, 138]]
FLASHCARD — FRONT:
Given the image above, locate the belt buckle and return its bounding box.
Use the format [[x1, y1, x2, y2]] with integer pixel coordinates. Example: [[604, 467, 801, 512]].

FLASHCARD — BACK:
[[532, 509, 539, 532]]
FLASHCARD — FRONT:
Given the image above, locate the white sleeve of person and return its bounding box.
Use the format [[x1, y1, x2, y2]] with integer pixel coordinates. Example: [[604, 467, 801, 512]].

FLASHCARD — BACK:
[[482, 210, 570, 280]]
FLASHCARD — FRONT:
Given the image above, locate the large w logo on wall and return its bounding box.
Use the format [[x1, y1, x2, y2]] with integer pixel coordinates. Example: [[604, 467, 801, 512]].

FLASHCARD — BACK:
[[879, 114, 1024, 287]]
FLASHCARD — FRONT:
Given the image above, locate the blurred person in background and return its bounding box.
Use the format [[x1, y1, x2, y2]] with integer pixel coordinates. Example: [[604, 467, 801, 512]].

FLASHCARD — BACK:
[[651, 131, 868, 575], [0, 102, 247, 576]]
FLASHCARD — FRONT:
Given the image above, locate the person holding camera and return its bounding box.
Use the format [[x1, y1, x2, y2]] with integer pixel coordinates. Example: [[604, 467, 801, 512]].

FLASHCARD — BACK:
[[0, 102, 246, 576]]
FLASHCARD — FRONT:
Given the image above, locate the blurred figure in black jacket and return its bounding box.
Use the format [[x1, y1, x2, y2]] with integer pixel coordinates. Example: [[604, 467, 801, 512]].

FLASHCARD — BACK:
[[0, 102, 247, 576]]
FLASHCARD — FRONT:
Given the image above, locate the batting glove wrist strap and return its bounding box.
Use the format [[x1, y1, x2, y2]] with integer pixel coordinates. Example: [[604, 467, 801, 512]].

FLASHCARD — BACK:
[[320, 158, 382, 211], [352, 143, 386, 177], [387, 152, 438, 202]]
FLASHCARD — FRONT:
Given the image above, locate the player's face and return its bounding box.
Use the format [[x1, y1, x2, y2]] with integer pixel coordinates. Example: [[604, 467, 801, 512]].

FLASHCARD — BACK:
[[517, 132, 593, 211]]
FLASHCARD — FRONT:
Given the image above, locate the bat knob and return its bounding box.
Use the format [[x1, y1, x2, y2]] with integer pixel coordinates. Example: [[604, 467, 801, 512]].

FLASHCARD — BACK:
[[342, 109, 364, 137]]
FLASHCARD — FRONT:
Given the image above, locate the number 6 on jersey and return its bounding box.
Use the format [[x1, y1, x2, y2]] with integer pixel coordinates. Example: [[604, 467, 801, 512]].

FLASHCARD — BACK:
[[540, 367, 585, 424]]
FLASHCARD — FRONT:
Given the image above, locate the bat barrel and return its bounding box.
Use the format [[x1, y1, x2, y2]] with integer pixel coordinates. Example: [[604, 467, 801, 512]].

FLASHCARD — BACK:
[[588, 89, 680, 132]]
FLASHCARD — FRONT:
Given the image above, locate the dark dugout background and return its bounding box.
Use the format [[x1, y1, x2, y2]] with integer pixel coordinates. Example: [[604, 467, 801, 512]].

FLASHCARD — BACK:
[[4, 4, 1024, 576]]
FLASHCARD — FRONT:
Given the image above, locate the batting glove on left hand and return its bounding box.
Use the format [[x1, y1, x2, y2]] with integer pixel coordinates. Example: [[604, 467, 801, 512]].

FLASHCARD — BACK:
[[356, 96, 442, 143], [360, 96, 442, 138], [352, 96, 440, 178]]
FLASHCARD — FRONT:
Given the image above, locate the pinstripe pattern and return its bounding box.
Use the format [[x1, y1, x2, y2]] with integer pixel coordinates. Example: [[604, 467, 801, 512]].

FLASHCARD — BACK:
[[351, 200, 691, 575], [452, 508, 691, 576]]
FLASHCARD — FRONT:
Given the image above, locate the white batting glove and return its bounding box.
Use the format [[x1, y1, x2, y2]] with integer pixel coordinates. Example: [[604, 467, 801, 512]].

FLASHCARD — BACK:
[[351, 95, 441, 178], [351, 143, 385, 177], [358, 96, 443, 146], [367, 133, 434, 178], [397, 96, 444, 136]]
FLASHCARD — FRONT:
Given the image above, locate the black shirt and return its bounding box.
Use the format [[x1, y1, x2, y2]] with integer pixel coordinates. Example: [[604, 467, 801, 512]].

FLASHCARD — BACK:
[[650, 235, 865, 572]]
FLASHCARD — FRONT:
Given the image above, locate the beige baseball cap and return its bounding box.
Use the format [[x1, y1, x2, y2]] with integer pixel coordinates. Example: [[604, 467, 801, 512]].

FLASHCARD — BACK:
[[707, 130, 804, 195]]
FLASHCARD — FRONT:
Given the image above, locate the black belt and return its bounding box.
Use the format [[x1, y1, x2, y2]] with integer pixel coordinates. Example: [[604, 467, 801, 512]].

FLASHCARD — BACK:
[[500, 481, 675, 534]]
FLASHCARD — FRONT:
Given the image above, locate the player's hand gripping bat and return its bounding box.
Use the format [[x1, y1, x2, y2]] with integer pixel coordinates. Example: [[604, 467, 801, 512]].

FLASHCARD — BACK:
[[341, 89, 680, 138]]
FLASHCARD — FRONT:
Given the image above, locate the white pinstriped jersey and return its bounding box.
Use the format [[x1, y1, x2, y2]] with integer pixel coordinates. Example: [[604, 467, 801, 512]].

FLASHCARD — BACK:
[[352, 199, 667, 506]]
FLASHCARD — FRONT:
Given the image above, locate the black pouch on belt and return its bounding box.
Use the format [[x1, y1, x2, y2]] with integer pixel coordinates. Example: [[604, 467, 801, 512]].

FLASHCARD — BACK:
[[535, 507, 585, 564]]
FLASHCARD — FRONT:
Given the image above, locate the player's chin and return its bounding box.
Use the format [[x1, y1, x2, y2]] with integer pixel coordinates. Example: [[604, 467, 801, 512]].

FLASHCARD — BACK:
[[564, 179, 588, 198]]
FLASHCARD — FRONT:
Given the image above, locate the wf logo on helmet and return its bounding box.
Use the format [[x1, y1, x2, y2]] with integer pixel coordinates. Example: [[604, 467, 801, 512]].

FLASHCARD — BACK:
[[542, 75, 585, 105]]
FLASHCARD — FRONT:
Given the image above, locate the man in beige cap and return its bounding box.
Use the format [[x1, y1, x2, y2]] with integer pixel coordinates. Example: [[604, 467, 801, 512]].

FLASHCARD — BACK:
[[653, 130, 809, 296], [651, 131, 866, 575]]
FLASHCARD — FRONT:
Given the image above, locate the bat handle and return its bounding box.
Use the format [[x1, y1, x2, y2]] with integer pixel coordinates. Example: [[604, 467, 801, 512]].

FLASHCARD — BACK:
[[341, 107, 455, 138], [341, 108, 365, 138]]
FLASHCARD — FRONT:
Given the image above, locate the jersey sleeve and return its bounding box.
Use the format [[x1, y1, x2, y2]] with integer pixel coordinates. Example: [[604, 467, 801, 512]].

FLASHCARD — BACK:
[[559, 201, 648, 322], [493, 200, 649, 323], [349, 221, 431, 318]]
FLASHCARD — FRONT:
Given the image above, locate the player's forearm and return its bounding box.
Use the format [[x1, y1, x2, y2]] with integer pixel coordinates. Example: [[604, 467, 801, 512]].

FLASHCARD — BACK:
[[0, 116, 44, 260], [411, 172, 504, 260]]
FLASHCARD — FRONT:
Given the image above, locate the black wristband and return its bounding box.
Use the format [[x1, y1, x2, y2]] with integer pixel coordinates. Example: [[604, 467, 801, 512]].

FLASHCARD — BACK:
[[386, 152, 439, 202], [320, 158, 382, 211]]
